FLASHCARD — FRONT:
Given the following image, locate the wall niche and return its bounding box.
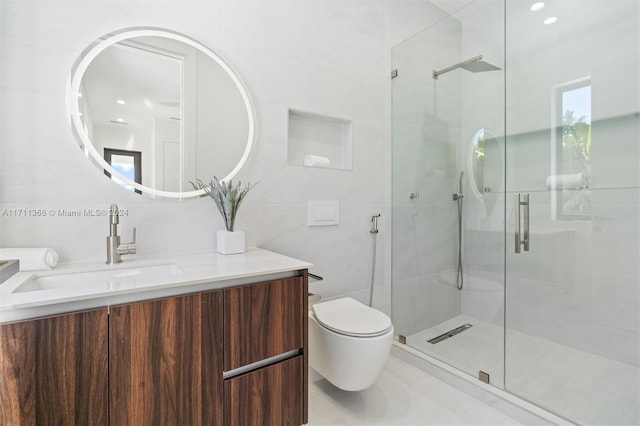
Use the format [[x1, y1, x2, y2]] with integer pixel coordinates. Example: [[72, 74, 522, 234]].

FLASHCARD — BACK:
[[287, 109, 352, 171]]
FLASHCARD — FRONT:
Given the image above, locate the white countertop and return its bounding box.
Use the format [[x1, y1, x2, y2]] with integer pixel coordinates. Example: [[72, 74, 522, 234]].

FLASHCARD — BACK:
[[0, 248, 312, 323]]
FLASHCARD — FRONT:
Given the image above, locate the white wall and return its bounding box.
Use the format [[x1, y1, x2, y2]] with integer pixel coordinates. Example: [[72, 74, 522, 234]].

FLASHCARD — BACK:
[[0, 0, 437, 314]]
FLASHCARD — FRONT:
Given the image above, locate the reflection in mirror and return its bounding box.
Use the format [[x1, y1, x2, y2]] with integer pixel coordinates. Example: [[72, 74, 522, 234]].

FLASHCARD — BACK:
[[104, 148, 142, 194], [469, 128, 503, 206], [68, 28, 255, 199]]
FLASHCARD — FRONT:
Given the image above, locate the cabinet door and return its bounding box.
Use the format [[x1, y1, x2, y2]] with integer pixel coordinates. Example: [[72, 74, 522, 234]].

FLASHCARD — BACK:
[[0, 308, 109, 425], [224, 276, 305, 371], [109, 290, 224, 426], [224, 356, 304, 426]]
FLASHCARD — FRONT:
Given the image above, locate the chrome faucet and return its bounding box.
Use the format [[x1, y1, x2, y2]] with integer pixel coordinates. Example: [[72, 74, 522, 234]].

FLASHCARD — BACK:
[[106, 203, 136, 265]]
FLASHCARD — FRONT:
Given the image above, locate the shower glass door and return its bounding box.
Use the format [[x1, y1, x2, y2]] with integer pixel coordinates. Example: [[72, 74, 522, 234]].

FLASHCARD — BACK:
[[391, 1, 506, 388], [393, 0, 639, 424], [504, 0, 640, 424]]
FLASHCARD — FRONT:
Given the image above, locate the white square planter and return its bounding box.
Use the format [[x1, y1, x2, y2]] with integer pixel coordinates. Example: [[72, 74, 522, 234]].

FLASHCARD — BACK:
[[217, 230, 245, 255]]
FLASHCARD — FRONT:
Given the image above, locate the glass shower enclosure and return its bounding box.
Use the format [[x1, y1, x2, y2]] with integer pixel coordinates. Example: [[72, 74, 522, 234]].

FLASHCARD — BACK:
[[391, 1, 639, 424]]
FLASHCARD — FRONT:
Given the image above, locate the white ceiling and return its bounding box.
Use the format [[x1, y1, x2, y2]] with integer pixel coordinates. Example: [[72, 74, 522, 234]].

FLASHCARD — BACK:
[[81, 41, 182, 129]]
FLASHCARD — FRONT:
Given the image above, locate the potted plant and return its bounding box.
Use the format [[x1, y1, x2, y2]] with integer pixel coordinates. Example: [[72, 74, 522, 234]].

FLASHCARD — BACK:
[[192, 177, 257, 254]]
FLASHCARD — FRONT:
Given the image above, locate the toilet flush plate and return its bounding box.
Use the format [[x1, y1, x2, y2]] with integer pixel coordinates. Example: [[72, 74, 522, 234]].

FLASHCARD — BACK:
[[307, 201, 340, 226]]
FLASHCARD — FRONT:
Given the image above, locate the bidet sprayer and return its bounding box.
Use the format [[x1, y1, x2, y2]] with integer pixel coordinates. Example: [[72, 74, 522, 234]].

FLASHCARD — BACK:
[[370, 214, 381, 234]]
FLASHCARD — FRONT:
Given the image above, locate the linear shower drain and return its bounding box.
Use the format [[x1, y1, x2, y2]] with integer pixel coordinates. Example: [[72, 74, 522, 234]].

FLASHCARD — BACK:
[[427, 323, 473, 344]]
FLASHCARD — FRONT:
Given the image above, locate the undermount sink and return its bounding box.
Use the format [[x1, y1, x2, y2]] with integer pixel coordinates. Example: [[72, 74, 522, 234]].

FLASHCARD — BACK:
[[13, 263, 183, 294]]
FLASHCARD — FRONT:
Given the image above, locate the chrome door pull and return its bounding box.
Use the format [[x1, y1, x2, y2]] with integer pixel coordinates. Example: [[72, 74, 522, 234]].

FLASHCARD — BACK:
[[522, 194, 530, 252], [515, 194, 521, 253], [514, 193, 530, 253]]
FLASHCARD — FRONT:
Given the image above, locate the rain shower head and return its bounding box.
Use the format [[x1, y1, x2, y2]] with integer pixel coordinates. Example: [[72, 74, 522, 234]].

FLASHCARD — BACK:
[[433, 55, 501, 80]]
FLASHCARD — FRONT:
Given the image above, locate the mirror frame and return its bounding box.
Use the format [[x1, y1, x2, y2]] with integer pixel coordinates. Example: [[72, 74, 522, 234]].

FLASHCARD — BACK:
[[66, 27, 256, 199]]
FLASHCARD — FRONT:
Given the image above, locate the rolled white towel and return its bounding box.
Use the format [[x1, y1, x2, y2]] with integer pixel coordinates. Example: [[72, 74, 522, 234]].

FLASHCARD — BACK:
[[545, 173, 587, 189], [0, 248, 59, 271], [303, 154, 331, 168]]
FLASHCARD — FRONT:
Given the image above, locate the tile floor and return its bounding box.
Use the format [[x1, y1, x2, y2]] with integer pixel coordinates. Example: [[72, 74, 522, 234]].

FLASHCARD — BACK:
[[308, 354, 523, 425], [407, 315, 640, 426]]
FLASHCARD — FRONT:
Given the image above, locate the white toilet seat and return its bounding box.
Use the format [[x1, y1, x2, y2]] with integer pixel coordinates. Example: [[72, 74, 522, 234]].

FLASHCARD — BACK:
[[312, 297, 392, 338]]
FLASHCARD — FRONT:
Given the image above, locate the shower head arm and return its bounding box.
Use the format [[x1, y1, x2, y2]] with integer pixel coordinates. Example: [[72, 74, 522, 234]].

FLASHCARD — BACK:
[[433, 55, 483, 80]]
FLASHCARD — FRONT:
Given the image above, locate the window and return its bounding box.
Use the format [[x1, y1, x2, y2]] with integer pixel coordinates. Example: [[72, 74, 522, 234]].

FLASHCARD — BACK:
[[552, 78, 591, 220], [104, 148, 142, 194]]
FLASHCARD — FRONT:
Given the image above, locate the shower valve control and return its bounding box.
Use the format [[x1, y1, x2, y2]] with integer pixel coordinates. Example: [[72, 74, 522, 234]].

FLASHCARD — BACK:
[[409, 192, 419, 200]]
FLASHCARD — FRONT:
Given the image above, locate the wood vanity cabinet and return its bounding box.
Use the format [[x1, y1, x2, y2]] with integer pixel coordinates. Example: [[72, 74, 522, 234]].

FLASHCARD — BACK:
[[0, 307, 109, 425], [109, 290, 224, 426], [0, 271, 308, 426]]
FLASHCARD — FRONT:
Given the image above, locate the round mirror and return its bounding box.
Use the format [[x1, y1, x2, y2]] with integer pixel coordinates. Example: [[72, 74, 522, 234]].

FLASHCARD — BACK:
[[468, 128, 503, 201], [67, 28, 255, 199]]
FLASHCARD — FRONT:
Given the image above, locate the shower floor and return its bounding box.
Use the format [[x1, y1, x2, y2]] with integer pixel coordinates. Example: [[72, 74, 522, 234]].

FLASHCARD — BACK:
[[406, 315, 639, 425]]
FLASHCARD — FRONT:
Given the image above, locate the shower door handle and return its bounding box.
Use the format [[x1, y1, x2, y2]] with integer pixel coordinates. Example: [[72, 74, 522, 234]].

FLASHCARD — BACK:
[[514, 193, 530, 253]]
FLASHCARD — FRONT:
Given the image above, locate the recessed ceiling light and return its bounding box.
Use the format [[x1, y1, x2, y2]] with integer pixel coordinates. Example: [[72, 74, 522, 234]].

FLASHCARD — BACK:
[[530, 2, 545, 12], [117, 99, 125, 105], [116, 118, 124, 122], [544, 16, 558, 25]]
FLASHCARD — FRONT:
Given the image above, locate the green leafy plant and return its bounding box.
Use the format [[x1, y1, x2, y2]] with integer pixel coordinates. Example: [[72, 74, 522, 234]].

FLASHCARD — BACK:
[[192, 177, 257, 232]]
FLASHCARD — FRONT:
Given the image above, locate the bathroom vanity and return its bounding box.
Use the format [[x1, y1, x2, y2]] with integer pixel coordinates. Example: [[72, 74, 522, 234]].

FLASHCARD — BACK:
[[0, 249, 311, 426]]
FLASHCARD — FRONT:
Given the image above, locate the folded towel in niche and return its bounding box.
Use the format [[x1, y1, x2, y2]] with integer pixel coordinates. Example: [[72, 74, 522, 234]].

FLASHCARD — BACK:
[[545, 173, 587, 189], [0, 248, 59, 271], [304, 155, 331, 168]]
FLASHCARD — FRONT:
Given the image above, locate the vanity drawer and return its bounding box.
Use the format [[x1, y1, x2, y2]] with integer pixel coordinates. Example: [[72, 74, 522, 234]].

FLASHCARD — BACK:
[[224, 355, 304, 426], [223, 276, 305, 371]]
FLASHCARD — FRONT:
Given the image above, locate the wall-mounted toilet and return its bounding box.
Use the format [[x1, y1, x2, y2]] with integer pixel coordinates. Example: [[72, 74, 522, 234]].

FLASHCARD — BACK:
[[308, 297, 394, 391]]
